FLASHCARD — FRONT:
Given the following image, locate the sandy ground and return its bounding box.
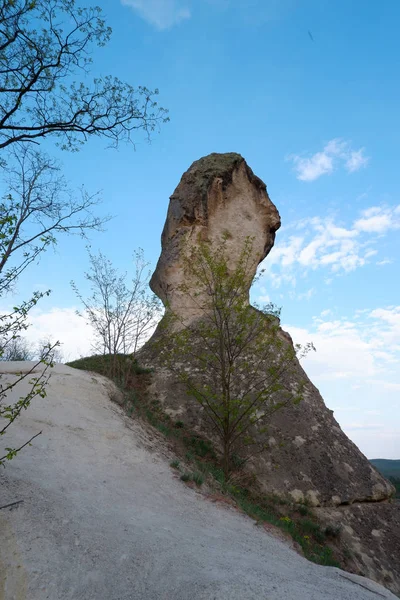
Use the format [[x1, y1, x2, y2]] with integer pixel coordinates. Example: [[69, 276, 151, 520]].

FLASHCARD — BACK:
[[0, 362, 397, 600]]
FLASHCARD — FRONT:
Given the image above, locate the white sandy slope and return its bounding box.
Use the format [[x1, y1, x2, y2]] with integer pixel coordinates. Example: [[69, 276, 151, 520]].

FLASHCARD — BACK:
[[0, 362, 397, 600]]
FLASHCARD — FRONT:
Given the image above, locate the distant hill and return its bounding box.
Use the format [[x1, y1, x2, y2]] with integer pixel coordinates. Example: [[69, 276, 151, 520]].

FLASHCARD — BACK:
[[371, 460, 400, 499], [370, 459, 400, 479]]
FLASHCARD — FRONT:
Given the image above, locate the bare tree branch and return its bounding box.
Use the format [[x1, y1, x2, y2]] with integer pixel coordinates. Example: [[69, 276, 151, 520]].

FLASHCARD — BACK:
[[0, 0, 168, 151], [72, 248, 163, 379]]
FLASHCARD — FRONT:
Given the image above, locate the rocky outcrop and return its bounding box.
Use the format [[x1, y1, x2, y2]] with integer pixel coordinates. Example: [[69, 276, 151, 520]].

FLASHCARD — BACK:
[[144, 152, 393, 506], [315, 503, 400, 595], [150, 152, 281, 322], [140, 152, 398, 593]]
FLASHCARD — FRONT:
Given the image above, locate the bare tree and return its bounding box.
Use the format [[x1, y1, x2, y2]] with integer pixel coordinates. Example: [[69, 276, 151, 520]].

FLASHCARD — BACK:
[[0, 335, 35, 361], [1, 144, 107, 293], [0, 0, 168, 152], [72, 248, 162, 378], [36, 338, 64, 363]]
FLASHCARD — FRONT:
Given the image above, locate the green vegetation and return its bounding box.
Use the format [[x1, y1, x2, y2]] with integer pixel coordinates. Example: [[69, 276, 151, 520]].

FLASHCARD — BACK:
[[370, 459, 400, 499], [67, 354, 151, 382], [370, 459, 400, 479], [156, 236, 314, 479], [389, 477, 400, 498], [179, 471, 205, 487], [67, 352, 342, 569], [192, 472, 205, 486]]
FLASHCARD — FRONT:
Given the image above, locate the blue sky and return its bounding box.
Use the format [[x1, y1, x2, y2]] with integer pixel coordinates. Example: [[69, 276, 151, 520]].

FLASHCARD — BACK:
[[3, 0, 400, 458]]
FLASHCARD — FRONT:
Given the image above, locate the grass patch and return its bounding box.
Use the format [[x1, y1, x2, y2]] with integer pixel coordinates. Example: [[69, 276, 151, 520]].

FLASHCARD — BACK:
[[67, 354, 152, 385], [179, 471, 204, 486], [192, 472, 204, 486], [298, 504, 312, 517], [325, 524, 342, 538], [298, 519, 326, 544], [170, 459, 180, 469]]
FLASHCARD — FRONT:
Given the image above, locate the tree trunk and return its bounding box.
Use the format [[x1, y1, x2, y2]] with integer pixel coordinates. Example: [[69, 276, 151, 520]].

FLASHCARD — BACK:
[[223, 438, 230, 481]]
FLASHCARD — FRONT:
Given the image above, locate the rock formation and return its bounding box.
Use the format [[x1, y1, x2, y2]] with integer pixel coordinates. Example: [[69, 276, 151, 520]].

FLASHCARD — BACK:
[[150, 153, 281, 322], [140, 152, 399, 594], [146, 152, 393, 506]]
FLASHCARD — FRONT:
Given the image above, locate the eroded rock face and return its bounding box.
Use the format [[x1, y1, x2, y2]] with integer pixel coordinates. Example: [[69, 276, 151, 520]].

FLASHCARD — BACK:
[[315, 503, 400, 595], [150, 153, 281, 321], [140, 152, 398, 593], [145, 151, 393, 505]]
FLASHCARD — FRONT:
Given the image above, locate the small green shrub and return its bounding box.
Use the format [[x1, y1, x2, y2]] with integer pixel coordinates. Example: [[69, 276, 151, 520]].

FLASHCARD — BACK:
[[170, 460, 180, 469], [299, 519, 326, 543], [298, 504, 311, 516], [343, 547, 353, 560], [312, 545, 340, 567], [180, 472, 192, 482], [231, 453, 246, 470], [269, 493, 289, 506], [325, 524, 341, 538], [188, 436, 215, 458], [126, 403, 136, 417], [156, 422, 171, 437], [66, 354, 152, 379], [175, 420, 185, 429], [192, 472, 204, 486]]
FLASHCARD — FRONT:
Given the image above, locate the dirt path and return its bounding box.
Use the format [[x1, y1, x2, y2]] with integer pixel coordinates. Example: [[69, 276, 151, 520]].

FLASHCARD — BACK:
[[0, 363, 396, 600]]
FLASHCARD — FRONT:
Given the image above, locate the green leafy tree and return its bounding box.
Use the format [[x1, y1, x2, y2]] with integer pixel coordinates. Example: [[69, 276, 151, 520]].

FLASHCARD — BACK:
[[157, 237, 314, 480]]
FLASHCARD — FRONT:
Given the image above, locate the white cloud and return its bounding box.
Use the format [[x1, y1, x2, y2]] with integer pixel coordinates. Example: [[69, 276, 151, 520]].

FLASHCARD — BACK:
[[121, 0, 191, 29], [284, 307, 400, 457], [22, 307, 95, 362], [296, 288, 315, 301], [287, 323, 377, 382], [261, 203, 399, 284], [289, 151, 334, 182], [366, 380, 400, 392], [4, 302, 164, 362], [346, 149, 369, 173], [369, 306, 400, 346], [287, 306, 400, 385], [344, 423, 384, 431], [354, 204, 400, 233], [288, 138, 369, 181]]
